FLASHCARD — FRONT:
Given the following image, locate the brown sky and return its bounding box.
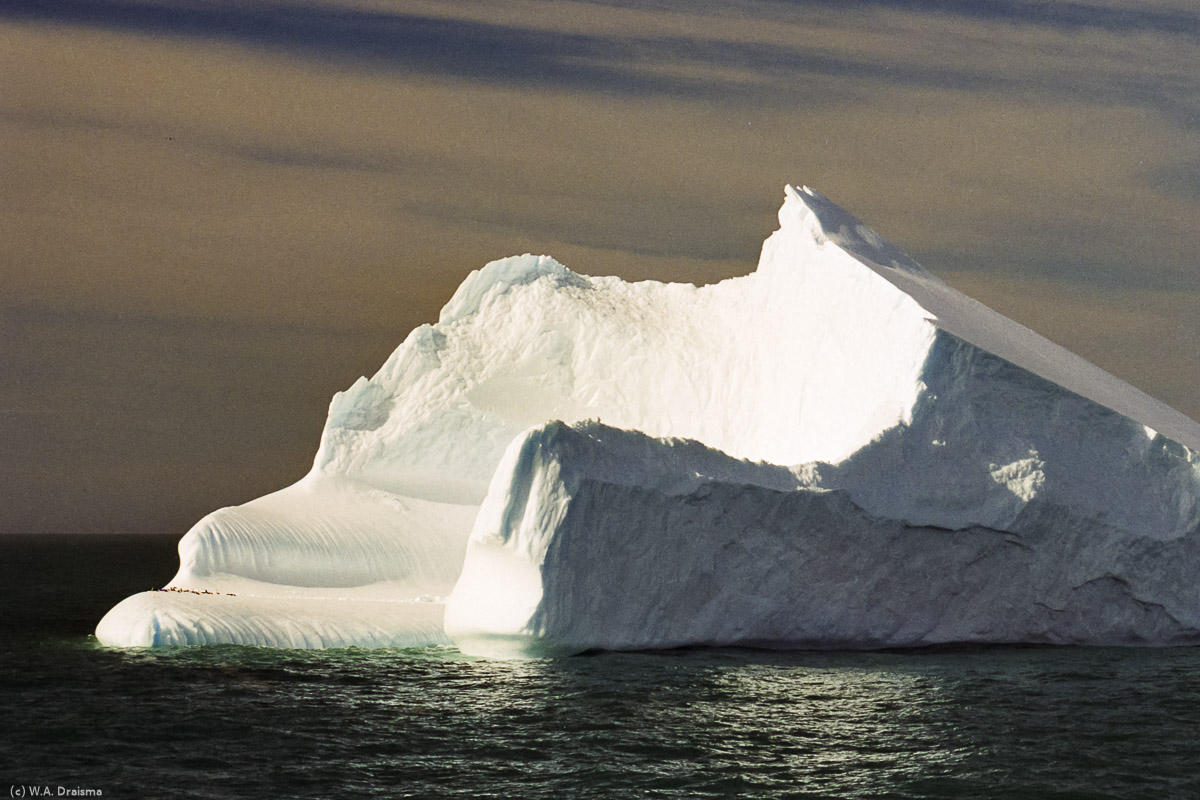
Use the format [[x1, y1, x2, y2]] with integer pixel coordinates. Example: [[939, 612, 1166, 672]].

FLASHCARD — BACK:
[[2, 0, 1199, 533]]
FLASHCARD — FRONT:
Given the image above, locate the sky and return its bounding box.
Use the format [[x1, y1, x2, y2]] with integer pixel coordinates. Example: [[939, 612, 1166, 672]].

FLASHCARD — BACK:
[[2, 0, 1199, 534]]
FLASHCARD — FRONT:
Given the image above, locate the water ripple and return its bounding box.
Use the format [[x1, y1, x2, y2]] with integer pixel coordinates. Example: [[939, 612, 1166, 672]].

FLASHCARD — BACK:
[[6, 639, 1200, 799]]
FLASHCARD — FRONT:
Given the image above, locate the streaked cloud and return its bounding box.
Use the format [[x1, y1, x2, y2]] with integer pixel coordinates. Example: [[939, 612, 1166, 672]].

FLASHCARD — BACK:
[[3, 0, 1198, 122]]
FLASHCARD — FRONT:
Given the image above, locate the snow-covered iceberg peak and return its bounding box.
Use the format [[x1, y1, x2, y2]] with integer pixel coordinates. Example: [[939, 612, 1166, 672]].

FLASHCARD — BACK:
[[775, 185, 933, 277], [305, 185, 954, 502], [97, 185, 1200, 653], [437, 254, 589, 325], [780, 186, 1200, 453]]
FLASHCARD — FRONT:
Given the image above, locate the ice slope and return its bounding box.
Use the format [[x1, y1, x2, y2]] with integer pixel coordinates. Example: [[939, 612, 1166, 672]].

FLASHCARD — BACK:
[[445, 422, 1200, 657], [97, 185, 1200, 652], [795, 188, 1200, 451], [96, 482, 478, 648]]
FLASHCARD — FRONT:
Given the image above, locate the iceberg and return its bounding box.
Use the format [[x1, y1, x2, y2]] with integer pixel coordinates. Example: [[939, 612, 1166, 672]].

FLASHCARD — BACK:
[[96, 186, 1200, 654]]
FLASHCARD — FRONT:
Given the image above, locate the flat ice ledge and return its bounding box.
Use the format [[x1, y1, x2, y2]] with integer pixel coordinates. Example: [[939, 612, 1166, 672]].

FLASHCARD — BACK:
[[96, 586, 450, 649]]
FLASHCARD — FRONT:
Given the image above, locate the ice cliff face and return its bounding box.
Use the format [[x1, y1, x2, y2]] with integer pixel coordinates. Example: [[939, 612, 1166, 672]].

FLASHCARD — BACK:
[[96, 186, 1200, 654], [446, 421, 1200, 656]]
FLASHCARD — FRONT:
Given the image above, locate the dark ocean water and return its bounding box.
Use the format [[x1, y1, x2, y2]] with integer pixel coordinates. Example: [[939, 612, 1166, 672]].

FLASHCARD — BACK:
[[3, 535, 1200, 800]]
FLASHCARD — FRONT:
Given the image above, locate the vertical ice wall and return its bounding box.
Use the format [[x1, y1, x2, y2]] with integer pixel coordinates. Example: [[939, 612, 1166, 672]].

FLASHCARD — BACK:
[[445, 421, 1200, 657]]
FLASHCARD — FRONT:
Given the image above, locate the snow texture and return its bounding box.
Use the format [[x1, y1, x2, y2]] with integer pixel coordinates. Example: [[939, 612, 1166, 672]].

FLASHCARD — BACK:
[[97, 186, 1200, 654]]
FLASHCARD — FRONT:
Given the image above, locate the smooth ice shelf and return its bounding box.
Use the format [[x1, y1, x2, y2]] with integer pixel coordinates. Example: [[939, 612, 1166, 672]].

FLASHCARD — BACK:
[[97, 186, 1200, 654]]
